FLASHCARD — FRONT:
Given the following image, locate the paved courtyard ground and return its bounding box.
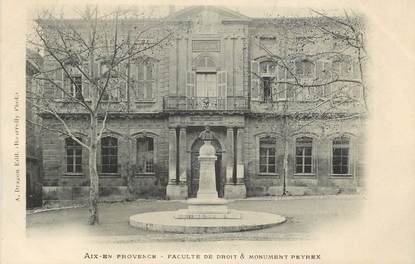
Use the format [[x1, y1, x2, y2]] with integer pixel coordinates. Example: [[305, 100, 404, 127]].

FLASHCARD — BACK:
[[26, 195, 363, 243]]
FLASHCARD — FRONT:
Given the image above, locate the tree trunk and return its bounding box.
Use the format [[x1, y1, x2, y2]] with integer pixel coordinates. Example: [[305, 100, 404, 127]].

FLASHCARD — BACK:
[[88, 117, 99, 225], [282, 115, 288, 196], [283, 137, 289, 195]]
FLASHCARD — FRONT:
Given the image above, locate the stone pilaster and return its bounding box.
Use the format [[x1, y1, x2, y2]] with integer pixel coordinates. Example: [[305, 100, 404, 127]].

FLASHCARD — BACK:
[[179, 127, 188, 183], [168, 127, 177, 184], [225, 127, 247, 199], [225, 127, 234, 184], [166, 127, 187, 200], [236, 128, 245, 183]]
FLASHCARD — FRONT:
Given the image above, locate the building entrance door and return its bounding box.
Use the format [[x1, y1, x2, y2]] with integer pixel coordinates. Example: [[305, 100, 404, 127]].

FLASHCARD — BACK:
[[189, 137, 224, 198]]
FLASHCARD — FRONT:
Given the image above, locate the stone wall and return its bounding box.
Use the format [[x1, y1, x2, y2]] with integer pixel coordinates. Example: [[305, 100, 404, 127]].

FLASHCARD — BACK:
[[41, 115, 169, 205], [243, 115, 365, 196], [41, 113, 365, 203]]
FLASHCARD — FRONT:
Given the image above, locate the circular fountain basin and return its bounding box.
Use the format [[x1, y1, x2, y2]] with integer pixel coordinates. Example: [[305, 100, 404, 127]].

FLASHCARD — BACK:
[[129, 210, 286, 234]]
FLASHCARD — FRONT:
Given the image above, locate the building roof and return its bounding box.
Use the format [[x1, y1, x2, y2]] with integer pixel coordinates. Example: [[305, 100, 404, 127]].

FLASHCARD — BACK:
[[166, 6, 251, 22]]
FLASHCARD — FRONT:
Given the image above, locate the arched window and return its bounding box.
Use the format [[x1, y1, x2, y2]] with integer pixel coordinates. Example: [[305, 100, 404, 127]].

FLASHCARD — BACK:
[[332, 136, 350, 175], [295, 137, 313, 174], [260, 61, 276, 76], [136, 137, 154, 173], [295, 59, 315, 76], [259, 136, 276, 174], [65, 137, 83, 173], [194, 55, 216, 68], [101, 136, 118, 173]]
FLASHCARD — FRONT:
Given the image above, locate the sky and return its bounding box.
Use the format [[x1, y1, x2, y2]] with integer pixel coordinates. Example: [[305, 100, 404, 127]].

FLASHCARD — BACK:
[[28, 4, 345, 20]]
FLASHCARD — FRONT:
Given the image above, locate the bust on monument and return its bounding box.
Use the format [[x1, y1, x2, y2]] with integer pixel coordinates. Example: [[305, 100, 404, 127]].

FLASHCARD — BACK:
[[199, 126, 214, 142]]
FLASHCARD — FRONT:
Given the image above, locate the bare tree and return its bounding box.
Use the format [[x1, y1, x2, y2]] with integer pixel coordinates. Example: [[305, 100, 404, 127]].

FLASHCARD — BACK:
[[252, 10, 367, 194], [27, 6, 177, 224]]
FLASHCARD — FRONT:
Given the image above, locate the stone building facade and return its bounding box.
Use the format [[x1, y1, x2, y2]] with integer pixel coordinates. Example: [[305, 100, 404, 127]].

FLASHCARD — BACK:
[[26, 49, 43, 208], [38, 6, 366, 205]]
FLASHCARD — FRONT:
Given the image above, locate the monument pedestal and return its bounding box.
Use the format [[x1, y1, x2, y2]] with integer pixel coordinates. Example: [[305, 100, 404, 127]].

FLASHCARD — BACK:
[[175, 139, 241, 219], [166, 182, 188, 200], [175, 198, 241, 219], [130, 127, 286, 234]]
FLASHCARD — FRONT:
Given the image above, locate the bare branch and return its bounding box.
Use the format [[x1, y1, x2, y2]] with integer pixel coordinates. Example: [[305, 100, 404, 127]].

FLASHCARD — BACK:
[[32, 102, 90, 150]]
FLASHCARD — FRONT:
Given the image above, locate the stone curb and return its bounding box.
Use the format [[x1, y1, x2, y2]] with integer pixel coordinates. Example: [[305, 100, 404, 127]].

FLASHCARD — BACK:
[[25, 199, 167, 215], [239, 194, 365, 201], [82, 232, 310, 244], [26, 204, 87, 215], [27, 194, 363, 215]]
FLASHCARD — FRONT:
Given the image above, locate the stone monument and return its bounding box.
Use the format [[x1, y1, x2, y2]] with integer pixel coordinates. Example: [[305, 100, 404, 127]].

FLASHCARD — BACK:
[[129, 127, 286, 234], [175, 127, 240, 219]]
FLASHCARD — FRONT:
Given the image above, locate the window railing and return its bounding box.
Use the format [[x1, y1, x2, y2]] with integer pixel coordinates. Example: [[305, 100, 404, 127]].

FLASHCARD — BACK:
[[163, 96, 249, 111]]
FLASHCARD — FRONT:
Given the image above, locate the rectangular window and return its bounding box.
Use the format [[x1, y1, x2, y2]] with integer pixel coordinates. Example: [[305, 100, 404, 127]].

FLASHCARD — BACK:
[[332, 136, 350, 175], [65, 137, 82, 174], [136, 63, 154, 100], [276, 66, 295, 101], [295, 137, 313, 174], [137, 137, 155, 174], [63, 68, 83, 100], [100, 62, 124, 102], [259, 137, 276, 174]]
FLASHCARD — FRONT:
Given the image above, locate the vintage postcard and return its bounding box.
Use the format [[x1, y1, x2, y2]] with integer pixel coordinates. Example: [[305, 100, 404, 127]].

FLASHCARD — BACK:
[[0, 0, 414, 263]]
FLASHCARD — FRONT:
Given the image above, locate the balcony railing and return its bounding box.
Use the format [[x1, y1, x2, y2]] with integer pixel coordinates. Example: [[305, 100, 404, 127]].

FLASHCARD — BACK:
[[163, 96, 249, 111]]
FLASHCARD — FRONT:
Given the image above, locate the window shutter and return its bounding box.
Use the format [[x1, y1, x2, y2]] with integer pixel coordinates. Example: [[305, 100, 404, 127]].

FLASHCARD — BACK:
[[323, 61, 331, 79], [217, 71, 227, 98], [129, 63, 137, 98], [186, 71, 196, 97], [108, 79, 119, 101], [351, 84, 361, 99], [54, 65, 63, 98], [286, 83, 295, 100], [145, 81, 153, 100], [117, 63, 127, 100], [92, 62, 99, 78], [332, 61, 341, 78], [144, 64, 154, 100], [137, 64, 144, 99], [344, 61, 353, 78], [251, 60, 260, 100], [316, 60, 324, 80], [272, 81, 279, 101], [324, 84, 332, 98], [62, 68, 72, 98], [82, 62, 90, 99], [352, 61, 360, 79]]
